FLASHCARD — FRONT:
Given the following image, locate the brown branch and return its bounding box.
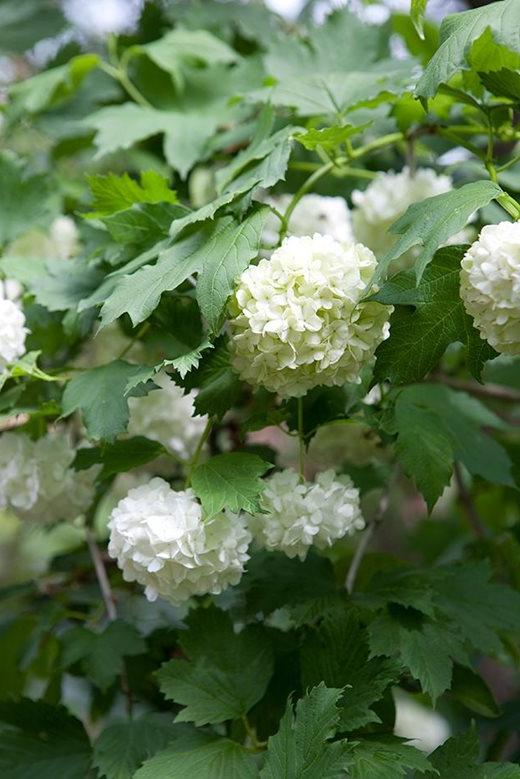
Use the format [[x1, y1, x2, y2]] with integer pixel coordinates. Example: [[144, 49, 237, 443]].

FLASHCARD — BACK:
[[346, 493, 389, 594], [0, 413, 30, 432], [85, 527, 133, 714], [435, 374, 520, 404], [85, 528, 117, 621]]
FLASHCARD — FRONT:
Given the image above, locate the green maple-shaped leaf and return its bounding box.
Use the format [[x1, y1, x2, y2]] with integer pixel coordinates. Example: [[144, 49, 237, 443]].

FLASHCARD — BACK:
[[73, 436, 166, 480], [372, 181, 503, 284], [295, 123, 370, 152], [10, 53, 99, 113], [61, 620, 145, 691], [363, 560, 520, 700], [386, 383, 514, 509], [196, 208, 268, 334], [345, 735, 433, 778], [139, 28, 239, 89], [425, 727, 520, 778], [300, 609, 401, 731], [191, 452, 271, 516], [134, 733, 258, 779], [260, 684, 351, 779], [93, 713, 179, 779], [253, 6, 413, 116], [61, 360, 150, 442], [0, 153, 58, 244], [416, 0, 520, 99], [0, 698, 91, 779], [179, 336, 242, 420], [86, 170, 178, 216], [373, 246, 497, 384], [86, 60, 261, 179], [157, 606, 273, 726]]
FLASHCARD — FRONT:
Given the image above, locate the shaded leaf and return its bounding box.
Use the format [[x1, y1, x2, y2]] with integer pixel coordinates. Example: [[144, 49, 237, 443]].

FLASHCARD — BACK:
[[300, 609, 401, 731], [61, 620, 145, 691], [0, 699, 91, 779], [61, 360, 149, 441], [344, 735, 432, 778], [135, 733, 258, 779], [0, 153, 58, 244], [373, 246, 497, 384], [388, 383, 514, 508], [73, 436, 166, 480], [260, 684, 350, 779], [157, 606, 273, 725], [93, 713, 179, 779]]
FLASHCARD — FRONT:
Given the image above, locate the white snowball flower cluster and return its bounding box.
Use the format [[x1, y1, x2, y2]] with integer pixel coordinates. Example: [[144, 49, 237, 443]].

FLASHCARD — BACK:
[[0, 278, 22, 301], [63, 0, 143, 38], [0, 432, 98, 522], [460, 221, 520, 354], [49, 216, 80, 260], [229, 233, 392, 397], [128, 372, 208, 459], [107, 477, 251, 606], [262, 194, 353, 247], [249, 469, 364, 561], [352, 167, 452, 254], [352, 167, 473, 267], [0, 298, 28, 371]]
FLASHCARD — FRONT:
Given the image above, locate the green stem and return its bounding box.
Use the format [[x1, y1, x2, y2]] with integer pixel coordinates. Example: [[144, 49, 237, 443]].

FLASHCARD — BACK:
[[279, 161, 335, 241], [497, 193, 520, 220], [242, 715, 267, 752], [497, 151, 520, 172], [330, 166, 378, 180], [185, 418, 213, 488], [350, 132, 403, 160], [117, 322, 150, 360], [289, 161, 377, 179], [297, 397, 305, 483], [99, 61, 152, 109]]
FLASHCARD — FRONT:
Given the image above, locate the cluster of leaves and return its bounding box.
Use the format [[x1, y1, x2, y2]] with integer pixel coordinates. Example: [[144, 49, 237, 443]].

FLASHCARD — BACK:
[[1, 0, 520, 776]]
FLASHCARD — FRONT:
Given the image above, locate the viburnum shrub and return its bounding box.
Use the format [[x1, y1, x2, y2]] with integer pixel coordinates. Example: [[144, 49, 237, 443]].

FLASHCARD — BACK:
[[2, 0, 520, 776]]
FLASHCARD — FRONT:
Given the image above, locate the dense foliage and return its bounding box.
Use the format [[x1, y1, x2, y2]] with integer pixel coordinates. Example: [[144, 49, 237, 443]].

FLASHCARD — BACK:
[[1, 0, 520, 776]]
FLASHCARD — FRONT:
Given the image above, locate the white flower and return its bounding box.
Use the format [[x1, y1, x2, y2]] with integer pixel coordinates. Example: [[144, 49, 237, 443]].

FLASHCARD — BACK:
[[0, 434, 39, 512], [460, 221, 520, 354], [62, 0, 143, 38], [107, 477, 251, 606], [262, 194, 353, 247], [249, 469, 364, 560], [128, 372, 208, 459], [352, 167, 458, 265], [0, 298, 28, 371], [394, 690, 451, 754], [0, 279, 22, 301], [229, 233, 392, 398], [0, 432, 98, 522], [49, 216, 80, 260]]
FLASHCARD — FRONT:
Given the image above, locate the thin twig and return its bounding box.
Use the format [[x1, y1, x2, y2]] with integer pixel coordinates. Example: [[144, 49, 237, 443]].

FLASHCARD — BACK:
[[346, 493, 389, 594], [185, 417, 213, 487], [0, 413, 30, 432], [453, 463, 487, 539], [85, 527, 133, 715], [297, 397, 305, 482], [85, 528, 117, 621], [435, 374, 520, 404]]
